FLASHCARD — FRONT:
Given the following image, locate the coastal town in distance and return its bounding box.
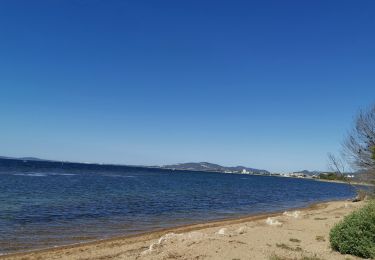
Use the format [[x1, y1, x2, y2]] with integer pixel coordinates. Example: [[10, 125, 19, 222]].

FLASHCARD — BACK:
[[162, 162, 357, 180]]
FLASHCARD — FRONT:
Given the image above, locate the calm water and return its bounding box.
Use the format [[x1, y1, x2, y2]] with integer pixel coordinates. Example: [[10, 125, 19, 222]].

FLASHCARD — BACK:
[[0, 159, 355, 255]]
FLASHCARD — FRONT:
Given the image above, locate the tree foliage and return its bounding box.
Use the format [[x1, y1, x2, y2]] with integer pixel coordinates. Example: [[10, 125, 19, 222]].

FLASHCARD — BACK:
[[343, 105, 375, 172]]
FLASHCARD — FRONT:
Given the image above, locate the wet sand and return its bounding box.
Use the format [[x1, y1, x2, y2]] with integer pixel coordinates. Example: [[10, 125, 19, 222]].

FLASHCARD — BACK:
[[1, 200, 364, 260]]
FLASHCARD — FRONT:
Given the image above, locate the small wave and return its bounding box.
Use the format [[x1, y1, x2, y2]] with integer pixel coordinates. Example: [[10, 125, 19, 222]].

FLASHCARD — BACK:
[[103, 174, 136, 178], [50, 173, 77, 176], [14, 172, 77, 177], [14, 173, 47, 177]]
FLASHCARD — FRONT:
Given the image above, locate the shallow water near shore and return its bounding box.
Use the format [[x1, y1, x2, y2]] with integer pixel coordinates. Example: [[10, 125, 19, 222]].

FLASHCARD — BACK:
[[0, 159, 355, 255]]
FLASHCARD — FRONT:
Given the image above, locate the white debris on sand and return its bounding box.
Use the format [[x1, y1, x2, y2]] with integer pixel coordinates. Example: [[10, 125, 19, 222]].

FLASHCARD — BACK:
[[184, 231, 205, 240], [141, 233, 176, 255], [283, 210, 301, 218], [265, 217, 282, 226], [236, 226, 247, 234], [141, 232, 205, 255], [216, 228, 228, 235]]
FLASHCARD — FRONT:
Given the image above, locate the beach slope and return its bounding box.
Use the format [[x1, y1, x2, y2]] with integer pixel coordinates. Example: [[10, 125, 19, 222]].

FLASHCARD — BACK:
[[1, 200, 364, 260]]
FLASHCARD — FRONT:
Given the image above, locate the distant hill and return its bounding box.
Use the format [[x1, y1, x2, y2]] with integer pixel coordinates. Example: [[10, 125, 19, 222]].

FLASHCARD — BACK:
[[293, 170, 323, 176], [0, 156, 48, 161], [0, 156, 13, 160], [19, 157, 49, 161], [162, 162, 270, 175], [0, 156, 270, 175]]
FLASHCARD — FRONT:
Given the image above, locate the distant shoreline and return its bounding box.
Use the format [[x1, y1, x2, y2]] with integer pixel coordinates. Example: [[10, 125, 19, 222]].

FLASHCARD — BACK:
[[314, 178, 374, 187], [1, 157, 371, 186]]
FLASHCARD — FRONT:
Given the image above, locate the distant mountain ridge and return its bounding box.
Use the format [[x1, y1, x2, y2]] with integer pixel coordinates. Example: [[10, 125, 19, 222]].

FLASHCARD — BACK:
[[0, 156, 270, 175], [293, 170, 323, 176], [0, 156, 48, 161], [162, 162, 270, 174]]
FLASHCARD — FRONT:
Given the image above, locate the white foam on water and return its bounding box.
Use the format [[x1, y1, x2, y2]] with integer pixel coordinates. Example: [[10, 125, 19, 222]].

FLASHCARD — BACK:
[[104, 174, 136, 178], [14, 172, 77, 177], [14, 173, 47, 177], [49, 173, 76, 176]]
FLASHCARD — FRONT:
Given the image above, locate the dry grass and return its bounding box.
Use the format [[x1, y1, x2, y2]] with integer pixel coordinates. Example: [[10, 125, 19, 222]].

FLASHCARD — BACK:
[[275, 243, 302, 252], [269, 253, 324, 260], [300, 256, 324, 260]]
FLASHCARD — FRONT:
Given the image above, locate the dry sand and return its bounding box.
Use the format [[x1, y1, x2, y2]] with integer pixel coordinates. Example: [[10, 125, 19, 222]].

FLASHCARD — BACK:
[[1, 200, 365, 260]]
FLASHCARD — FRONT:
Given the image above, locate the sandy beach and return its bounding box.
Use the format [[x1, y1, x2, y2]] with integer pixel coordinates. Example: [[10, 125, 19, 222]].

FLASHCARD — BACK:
[[1, 199, 365, 260]]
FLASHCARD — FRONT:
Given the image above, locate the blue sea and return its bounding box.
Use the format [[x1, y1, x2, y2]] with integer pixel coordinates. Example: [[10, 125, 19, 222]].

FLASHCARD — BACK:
[[0, 158, 355, 255]]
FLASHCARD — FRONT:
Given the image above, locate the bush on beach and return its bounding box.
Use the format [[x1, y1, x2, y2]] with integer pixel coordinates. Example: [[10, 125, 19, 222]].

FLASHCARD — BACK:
[[330, 200, 375, 258]]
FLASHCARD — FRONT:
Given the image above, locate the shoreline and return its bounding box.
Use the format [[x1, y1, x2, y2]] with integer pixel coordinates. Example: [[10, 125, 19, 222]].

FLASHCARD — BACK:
[[1, 197, 361, 260], [314, 178, 375, 186]]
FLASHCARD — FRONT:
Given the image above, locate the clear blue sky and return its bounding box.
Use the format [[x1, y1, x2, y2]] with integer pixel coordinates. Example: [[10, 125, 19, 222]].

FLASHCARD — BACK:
[[0, 1, 374, 172]]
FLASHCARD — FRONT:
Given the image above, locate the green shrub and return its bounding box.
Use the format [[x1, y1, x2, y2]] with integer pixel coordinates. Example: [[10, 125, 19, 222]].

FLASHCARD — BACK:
[[318, 172, 347, 181], [330, 201, 375, 258]]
